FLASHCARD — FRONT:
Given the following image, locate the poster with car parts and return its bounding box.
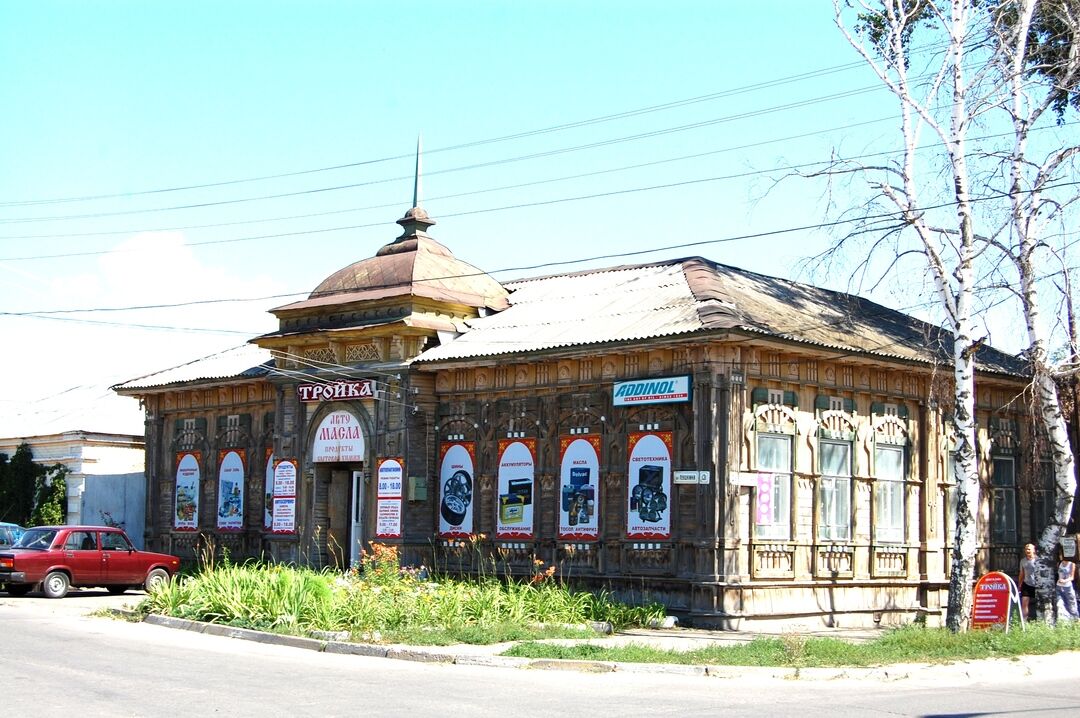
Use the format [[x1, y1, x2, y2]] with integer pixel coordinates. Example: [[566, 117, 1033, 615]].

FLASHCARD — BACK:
[[496, 438, 535, 540], [375, 456, 403, 539], [438, 441, 475, 538], [174, 451, 201, 531], [216, 449, 246, 531], [626, 431, 673, 539], [558, 435, 601, 541], [271, 458, 298, 534], [263, 449, 274, 529]]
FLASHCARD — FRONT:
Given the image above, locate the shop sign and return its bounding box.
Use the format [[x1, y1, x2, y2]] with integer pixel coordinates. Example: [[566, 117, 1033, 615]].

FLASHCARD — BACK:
[[673, 470, 699, 484], [312, 410, 365, 462], [438, 442, 476, 539], [626, 432, 672, 540], [612, 376, 691, 406], [216, 449, 245, 531], [375, 457, 403, 539], [174, 451, 201, 531], [271, 459, 298, 534], [558, 435, 600, 541], [297, 380, 374, 403], [972, 571, 1017, 630], [496, 439, 536, 540]]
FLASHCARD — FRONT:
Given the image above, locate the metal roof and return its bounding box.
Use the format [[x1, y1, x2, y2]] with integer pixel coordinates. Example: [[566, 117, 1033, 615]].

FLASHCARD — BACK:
[[113, 344, 273, 392], [414, 257, 1027, 377]]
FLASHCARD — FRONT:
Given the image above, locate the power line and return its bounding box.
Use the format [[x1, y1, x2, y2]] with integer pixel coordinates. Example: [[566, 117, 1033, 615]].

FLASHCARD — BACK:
[[0, 59, 873, 208], [7, 178, 1078, 320], [0, 84, 891, 225]]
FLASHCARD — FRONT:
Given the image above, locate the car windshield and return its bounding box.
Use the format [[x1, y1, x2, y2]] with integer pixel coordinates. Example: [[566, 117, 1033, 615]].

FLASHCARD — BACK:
[[14, 528, 58, 550]]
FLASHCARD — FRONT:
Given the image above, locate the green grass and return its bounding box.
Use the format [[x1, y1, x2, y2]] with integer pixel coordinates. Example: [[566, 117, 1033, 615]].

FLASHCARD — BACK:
[[502, 622, 1080, 667], [137, 546, 666, 645]]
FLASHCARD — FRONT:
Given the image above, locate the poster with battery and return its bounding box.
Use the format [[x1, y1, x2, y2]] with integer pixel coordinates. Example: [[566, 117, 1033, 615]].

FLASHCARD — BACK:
[[496, 439, 536, 540], [263, 449, 274, 529], [375, 457, 403, 539], [558, 435, 601, 541], [626, 431, 673, 539], [271, 458, 298, 533], [438, 442, 476, 538], [216, 449, 246, 531], [174, 451, 201, 531]]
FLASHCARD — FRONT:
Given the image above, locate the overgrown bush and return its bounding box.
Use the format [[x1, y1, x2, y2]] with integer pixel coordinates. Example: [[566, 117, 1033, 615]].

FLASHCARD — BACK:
[[140, 543, 666, 645]]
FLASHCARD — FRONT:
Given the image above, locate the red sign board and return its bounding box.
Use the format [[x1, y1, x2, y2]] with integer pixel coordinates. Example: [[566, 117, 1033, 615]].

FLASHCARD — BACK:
[[296, 380, 374, 403], [972, 571, 1013, 629]]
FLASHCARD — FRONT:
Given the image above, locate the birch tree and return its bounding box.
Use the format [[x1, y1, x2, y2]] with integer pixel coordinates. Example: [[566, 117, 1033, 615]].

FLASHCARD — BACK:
[[832, 0, 1079, 630], [990, 0, 1079, 620]]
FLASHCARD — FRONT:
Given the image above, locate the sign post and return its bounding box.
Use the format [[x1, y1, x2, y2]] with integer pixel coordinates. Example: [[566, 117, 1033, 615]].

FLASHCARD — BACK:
[[972, 571, 1024, 632]]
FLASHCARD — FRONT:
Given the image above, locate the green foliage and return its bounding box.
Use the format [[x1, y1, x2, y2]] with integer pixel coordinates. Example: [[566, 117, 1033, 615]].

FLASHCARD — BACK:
[[503, 622, 1080, 666], [991, 0, 1080, 118], [140, 545, 666, 644], [30, 466, 68, 526], [0, 444, 40, 524]]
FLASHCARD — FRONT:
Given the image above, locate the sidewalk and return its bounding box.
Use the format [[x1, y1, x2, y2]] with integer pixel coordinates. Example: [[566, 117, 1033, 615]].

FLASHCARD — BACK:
[[128, 610, 1079, 682]]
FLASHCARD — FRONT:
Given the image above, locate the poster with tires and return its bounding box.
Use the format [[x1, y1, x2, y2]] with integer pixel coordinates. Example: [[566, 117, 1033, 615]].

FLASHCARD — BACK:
[[558, 435, 600, 541], [174, 451, 201, 531], [216, 449, 246, 531], [376, 456, 404, 539], [496, 439, 535, 540], [626, 431, 672, 539], [438, 441, 475, 538]]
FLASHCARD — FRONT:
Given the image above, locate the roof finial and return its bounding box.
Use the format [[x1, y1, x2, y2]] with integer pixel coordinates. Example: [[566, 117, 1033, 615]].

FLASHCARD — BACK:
[[412, 134, 423, 209], [395, 134, 435, 240]]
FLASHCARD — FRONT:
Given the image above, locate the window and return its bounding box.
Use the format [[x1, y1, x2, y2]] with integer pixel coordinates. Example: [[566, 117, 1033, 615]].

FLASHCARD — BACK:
[[874, 444, 905, 543], [944, 452, 958, 544], [818, 440, 851, 541], [101, 532, 133, 551], [990, 456, 1017, 544], [1032, 461, 1055, 536], [755, 434, 792, 540]]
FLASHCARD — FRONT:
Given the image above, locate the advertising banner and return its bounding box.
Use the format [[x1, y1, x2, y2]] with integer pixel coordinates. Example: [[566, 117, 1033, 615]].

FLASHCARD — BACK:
[[263, 449, 274, 529], [312, 410, 365, 463], [612, 376, 691, 406], [174, 451, 201, 531], [216, 449, 246, 531], [626, 431, 673, 539], [438, 442, 476, 538], [558, 435, 601, 541], [972, 571, 1018, 630], [375, 457, 404, 539], [271, 459, 298, 534], [496, 439, 536, 540]]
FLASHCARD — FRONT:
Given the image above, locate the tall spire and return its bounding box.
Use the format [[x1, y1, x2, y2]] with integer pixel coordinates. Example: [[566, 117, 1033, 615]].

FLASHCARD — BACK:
[[412, 134, 423, 209], [395, 133, 436, 241]]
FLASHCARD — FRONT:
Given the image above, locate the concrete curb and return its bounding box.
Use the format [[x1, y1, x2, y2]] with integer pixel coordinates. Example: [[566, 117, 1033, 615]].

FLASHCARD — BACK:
[[129, 611, 1075, 681]]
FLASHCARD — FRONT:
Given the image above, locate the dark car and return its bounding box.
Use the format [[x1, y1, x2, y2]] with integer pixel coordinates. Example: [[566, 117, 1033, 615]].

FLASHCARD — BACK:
[[0, 525, 180, 598], [0, 522, 25, 548]]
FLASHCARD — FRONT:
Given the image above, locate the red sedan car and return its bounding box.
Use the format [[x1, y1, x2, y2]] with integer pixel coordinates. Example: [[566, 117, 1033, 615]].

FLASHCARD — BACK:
[[0, 525, 180, 599]]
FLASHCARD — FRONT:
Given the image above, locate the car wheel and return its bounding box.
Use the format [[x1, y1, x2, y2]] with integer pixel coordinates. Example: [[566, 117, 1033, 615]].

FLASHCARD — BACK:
[[106, 585, 128, 595], [5, 583, 32, 597], [42, 571, 70, 599], [144, 568, 169, 593]]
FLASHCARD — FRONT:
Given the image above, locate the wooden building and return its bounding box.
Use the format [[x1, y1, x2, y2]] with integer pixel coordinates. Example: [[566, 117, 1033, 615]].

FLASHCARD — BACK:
[[116, 199, 1063, 629]]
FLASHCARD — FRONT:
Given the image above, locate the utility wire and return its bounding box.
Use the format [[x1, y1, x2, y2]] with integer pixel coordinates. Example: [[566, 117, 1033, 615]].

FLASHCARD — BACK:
[[6, 177, 1078, 320], [0, 59, 875, 208], [0, 85, 892, 225]]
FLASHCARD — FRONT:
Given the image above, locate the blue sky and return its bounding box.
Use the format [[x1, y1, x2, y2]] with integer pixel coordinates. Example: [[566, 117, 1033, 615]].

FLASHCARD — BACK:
[[0, 1, 986, 435]]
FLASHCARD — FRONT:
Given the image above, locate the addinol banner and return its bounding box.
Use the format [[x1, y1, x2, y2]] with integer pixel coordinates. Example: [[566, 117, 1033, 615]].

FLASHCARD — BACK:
[[612, 376, 691, 406]]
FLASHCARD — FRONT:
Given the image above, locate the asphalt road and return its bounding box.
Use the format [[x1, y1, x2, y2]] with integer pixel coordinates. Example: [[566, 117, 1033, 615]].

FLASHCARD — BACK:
[[2, 590, 1079, 718]]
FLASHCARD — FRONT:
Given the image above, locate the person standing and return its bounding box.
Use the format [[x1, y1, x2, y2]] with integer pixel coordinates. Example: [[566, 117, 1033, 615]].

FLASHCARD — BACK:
[[1056, 548, 1079, 622], [1019, 543, 1039, 620]]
